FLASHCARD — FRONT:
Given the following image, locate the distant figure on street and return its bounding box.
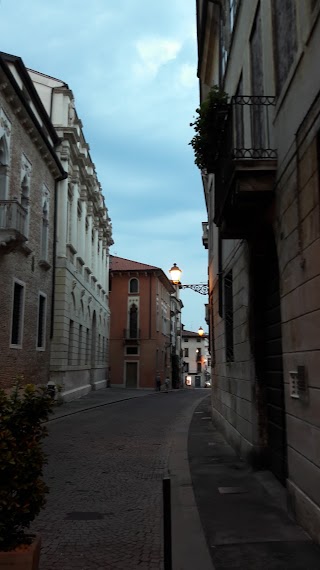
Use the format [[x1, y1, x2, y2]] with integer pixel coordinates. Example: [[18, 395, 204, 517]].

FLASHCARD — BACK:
[[164, 376, 170, 393], [156, 372, 161, 391]]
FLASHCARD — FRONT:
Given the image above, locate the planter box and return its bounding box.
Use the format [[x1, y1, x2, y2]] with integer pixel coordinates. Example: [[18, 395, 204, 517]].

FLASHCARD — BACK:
[[0, 536, 41, 570]]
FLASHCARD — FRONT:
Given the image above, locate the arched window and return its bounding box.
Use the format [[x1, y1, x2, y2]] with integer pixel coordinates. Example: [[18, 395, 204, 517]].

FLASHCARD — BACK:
[[129, 278, 139, 294], [129, 303, 138, 338], [0, 135, 9, 200], [41, 198, 49, 260]]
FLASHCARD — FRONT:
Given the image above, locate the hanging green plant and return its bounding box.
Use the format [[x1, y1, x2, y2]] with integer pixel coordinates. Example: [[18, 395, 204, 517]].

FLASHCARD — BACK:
[[189, 85, 228, 173]]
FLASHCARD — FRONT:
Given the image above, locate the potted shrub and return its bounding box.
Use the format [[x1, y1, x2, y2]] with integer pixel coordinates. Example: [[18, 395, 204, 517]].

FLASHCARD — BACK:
[[189, 84, 228, 173], [0, 381, 53, 569]]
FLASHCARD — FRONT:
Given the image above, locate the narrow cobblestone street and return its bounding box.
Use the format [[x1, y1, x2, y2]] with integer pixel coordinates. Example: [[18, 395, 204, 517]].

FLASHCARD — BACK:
[[32, 390, 207, 570]]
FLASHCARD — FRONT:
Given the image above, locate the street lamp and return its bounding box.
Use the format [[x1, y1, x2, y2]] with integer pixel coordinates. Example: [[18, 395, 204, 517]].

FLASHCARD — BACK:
[[168, 263, 208, 295], [198, 326, 204, 337], [168, 263, 182, 284]]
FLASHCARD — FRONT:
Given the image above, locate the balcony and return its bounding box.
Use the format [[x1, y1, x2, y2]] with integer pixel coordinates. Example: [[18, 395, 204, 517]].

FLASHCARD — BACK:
[[0, 200, 28, 249], [213, 96, 277, 238], [202, 221, 209, 249], [123, 328, 141, 343]]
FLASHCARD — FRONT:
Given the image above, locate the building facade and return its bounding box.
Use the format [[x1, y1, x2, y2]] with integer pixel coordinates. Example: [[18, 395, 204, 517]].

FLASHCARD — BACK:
[[170, 292, 183, 388], [109, 256, 176, 389], [0, 52, 65, 390], [28, 69, 113, 401], [196, 0, 320, 541], [181, 329, 210, 388]]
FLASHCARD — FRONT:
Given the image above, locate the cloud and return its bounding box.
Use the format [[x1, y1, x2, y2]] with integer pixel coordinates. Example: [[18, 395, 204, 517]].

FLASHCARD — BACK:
[[177, 63, 197, 88], [133, 37, 181, 79], [0, 0, 207, 331]]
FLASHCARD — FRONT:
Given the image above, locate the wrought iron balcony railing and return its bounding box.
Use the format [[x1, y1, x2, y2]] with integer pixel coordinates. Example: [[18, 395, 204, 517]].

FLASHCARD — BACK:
[[214, 95, 277, 225], [0, 200, 28, 244]]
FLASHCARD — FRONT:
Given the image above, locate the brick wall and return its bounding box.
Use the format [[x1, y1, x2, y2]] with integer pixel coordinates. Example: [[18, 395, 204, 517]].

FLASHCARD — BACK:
[[0, 94, 56, 389]]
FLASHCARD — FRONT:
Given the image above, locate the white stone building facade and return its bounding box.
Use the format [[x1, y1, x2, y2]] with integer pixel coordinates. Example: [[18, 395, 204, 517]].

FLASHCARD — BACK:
[[28, 70, 113, 401], [196, 0, 320, 542], [181, 329, 209, 388]]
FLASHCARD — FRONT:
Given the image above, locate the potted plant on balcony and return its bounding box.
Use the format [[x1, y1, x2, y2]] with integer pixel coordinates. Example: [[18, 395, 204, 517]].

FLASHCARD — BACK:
[[189, 85, 228, 173], [0, 380, 53, 569]]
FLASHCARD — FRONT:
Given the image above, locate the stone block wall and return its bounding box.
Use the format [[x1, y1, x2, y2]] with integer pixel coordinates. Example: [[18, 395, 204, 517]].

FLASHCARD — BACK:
[[212, 240, 258, 460]]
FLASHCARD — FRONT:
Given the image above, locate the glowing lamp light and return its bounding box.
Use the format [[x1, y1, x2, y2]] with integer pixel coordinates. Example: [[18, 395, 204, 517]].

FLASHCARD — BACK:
[[169, 263, 182, 284], [198, 326, 204, 337]]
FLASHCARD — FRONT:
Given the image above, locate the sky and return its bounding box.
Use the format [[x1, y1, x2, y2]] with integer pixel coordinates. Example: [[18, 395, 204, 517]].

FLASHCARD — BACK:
[[1, 0, 208, 333]]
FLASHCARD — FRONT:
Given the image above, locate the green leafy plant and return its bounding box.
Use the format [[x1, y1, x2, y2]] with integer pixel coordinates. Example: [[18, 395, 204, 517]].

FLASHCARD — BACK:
[[0, 380, 54, 551], [189, 85, 228, 172]]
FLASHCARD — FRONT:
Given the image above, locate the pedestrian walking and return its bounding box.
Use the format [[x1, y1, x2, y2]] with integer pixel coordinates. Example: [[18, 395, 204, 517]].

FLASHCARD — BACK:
[[155, 372, 161, 391], [164, 376, 170, 393]]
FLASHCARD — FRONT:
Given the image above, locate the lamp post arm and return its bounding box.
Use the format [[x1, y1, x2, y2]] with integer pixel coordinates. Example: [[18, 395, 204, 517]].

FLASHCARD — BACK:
[[180, 284, 208, 295]]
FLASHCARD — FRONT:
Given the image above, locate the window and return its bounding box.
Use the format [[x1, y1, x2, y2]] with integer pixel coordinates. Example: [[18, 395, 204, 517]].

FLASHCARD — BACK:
[[224, 271, 234, 362], [0, 110, 11, 202], [197, 362, 202, 373], [184, 362, 189, 373], [37, 293, 46, 349], [184, 338, 189, 342], [184, 348, 189, 357], [273, 0, 297, 94], [41, 187, 49, 261], [85, 328, 90, 364], [20, 155, 32, 238], [230, 0, 240, 34], [196, 338, 201, 343], [0, 135, 9, 200], [129, 278, 139, 293], [78, 325, 83, 364], [126, 346, 138, 355], [129, 303, 138, 338], [250, 5, 265, 150], [10, 280, 25, 347], [68, 320, 74, 365]]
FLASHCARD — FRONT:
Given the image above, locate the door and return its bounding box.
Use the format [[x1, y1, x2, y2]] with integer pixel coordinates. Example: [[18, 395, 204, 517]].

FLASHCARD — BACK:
[[126, 362, 138, 388], [251, 232, 287, 484], [195, 375, 201, 388]]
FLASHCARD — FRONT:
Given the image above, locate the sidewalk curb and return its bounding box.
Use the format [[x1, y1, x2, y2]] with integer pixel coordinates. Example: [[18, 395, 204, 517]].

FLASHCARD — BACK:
[[47, 388, 184, 423], [169, 395, 214, 570], [47, 391, 160, 423]]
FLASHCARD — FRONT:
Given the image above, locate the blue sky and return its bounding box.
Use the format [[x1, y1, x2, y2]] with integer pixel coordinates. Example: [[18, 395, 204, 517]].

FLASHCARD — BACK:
[[1, 0, 208, 332]]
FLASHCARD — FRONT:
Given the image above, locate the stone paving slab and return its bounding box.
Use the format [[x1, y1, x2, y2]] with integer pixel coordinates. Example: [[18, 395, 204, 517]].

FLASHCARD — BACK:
[[32, 389, 209, 569], [188, 396, 320, 569]]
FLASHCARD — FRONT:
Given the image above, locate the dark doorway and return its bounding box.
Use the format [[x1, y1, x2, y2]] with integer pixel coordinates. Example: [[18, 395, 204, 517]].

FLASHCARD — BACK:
[[195, 375, 201, 388], [251, 231, 287, 484], [126, 362, 138, 388]]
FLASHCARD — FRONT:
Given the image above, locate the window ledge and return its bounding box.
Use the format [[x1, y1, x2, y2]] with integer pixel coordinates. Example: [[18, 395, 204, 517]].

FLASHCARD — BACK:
[[21, 243, 32, 256], [38, 259, 51, 270], [67, 243, 77, 255], [77, 256, 85, 266]]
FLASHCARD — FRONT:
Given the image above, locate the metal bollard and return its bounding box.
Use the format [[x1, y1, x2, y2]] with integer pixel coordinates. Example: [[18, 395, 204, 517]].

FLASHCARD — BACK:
[[163, 477, 172, 570]]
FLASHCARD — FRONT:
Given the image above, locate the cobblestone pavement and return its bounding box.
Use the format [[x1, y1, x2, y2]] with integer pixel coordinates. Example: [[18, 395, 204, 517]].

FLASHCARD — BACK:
[[32, 390, 207, 570]]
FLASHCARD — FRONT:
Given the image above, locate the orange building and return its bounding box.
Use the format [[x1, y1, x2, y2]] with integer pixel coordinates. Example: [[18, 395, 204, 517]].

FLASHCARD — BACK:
[[109, 256, 175, 389]]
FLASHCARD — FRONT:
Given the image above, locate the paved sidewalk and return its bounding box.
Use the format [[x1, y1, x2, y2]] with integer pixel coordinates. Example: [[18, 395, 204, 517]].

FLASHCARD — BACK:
[[169, 394, 214, 570], [189, 396, 320, 570], [48, 387, 158, 421]]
